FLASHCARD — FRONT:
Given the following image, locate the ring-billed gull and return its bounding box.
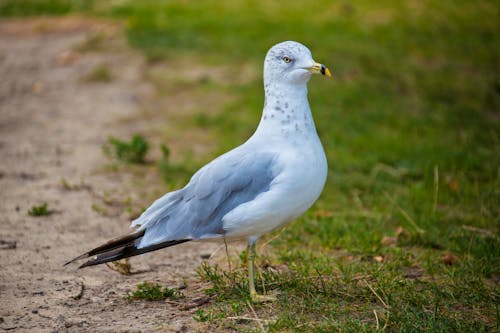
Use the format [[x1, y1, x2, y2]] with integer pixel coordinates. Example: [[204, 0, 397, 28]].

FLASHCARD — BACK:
[[66, 41, 331, 302]]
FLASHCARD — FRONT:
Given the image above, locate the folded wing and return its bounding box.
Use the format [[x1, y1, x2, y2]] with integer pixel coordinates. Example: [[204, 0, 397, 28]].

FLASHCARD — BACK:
[[132, 149, 279, 248]]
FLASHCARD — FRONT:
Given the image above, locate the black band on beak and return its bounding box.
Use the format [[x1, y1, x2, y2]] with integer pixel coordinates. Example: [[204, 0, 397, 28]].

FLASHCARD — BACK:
[[320, 64, 327, 75]]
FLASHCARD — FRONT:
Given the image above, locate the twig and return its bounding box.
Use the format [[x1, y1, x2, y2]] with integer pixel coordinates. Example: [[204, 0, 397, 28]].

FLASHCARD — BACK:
[[208, 243, 226, 260], [226, 316, 271, 323], [373, 309, 380, 330], [246, 301, 265, 332], [461, 225, 496, 237], [365, 281, 389, 309], [258, 225, 289, 252], [175, 297, 210, 311]]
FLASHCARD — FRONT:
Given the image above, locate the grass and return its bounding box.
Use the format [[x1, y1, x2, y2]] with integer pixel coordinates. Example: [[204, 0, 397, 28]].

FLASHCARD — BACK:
[[124, 282, 184, 301], [106, 259, 132, 275], [5, 0, 499, 331], [84, 64, 113, 82], [90, 203, 108, 216], [0, 0, 92, 17], [27, 203, 51, 216], [103, 134, 149, 164], [197, 247, 498, 331]]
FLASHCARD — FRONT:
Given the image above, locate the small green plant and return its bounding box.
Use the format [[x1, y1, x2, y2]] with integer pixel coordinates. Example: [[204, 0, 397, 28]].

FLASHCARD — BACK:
[[160, 144, 170, 160], [193, 309, 213, 322], [91, 203, 108, 216], [60, 177, 91, 191], [106, 259, 132, 275], [28, 203, 51, 216], [84, 64, 113, 82], [104, 134, 149, 164], [197, 262, 250, 301], [124, 282, 184, 301]]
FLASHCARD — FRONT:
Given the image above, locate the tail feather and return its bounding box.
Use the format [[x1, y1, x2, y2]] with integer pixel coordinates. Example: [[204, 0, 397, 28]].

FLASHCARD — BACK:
[[78, 239, 190, 268], [64, 229, 190, 268], [64, 229, 146, 265]]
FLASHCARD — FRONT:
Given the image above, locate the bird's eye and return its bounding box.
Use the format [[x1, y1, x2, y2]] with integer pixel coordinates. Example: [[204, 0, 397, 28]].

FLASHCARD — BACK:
[[282, 56, 292, 63]]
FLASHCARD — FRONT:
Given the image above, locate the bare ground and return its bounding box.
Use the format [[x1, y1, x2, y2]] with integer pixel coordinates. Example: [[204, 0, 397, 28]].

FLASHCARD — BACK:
[[0, 17, 225, 332]]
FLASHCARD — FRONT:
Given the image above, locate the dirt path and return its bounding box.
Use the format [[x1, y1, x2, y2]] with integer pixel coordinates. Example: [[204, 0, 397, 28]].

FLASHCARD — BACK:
[[0, 17, 221, 332]]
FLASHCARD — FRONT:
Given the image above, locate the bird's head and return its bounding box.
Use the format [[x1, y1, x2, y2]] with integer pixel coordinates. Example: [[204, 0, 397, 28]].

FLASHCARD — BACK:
[[263, 41, 331, 86]]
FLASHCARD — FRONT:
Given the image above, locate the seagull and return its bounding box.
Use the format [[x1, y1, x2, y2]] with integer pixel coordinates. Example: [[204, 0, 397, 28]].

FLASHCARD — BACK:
[[66, 41, 331, 302]]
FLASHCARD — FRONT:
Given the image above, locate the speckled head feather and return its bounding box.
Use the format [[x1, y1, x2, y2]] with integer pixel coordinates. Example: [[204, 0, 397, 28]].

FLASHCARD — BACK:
[[263, 41, 316, 86]]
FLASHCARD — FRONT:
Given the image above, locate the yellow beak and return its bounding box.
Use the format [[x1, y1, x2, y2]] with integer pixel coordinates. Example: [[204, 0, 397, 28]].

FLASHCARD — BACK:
[[308, 62, 332, 77]]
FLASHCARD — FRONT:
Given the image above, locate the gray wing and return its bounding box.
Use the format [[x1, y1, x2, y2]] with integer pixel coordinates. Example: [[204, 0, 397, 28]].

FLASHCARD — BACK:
[[132, 149, 278, 248]]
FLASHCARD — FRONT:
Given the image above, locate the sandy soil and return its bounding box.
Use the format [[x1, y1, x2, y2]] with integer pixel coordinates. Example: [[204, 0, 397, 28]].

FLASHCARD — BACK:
[[0, 17, 223, 332]]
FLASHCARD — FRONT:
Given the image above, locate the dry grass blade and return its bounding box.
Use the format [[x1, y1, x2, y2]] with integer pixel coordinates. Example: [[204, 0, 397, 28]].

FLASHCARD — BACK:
[[373, 309, 380, 330], [365, 281, 389, 309], [383, 191, 424, 234], [246, 300, 265, 332]]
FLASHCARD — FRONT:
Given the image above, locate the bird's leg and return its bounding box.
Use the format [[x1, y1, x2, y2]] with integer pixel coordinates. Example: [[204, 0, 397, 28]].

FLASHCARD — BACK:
[[247, 238, 276, 303], [224, 237, 232, 273], [247, 240, 257, 297]]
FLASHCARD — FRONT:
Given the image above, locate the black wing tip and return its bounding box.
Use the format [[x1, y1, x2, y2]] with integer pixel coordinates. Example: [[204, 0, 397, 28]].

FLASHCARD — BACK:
[[63, 253, 90, 267], [77, 259, 96, 269], [63, 229, 146, 268], [65, 238, 192, 269]]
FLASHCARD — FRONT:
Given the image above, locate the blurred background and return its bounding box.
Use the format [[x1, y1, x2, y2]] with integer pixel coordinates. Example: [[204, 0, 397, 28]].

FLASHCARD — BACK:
[[0, 0, 498, 331]]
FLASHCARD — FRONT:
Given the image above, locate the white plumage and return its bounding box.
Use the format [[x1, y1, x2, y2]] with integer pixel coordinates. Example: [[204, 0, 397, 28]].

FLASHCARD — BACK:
[[133, 41, 328, 245]]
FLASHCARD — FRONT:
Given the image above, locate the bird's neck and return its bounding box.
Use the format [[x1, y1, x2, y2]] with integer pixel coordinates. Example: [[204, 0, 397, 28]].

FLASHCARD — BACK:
[[254, 83, 317, 140]]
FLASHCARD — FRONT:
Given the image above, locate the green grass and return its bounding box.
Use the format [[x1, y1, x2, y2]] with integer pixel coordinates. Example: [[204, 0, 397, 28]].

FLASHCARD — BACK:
[[0, 0, 86, 16], [197, 252, 497, 332], [7, 0, 500, 331], [28, 203, 51, 216], [124, 281, 184, 301], [103, 134, 149, 164]]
